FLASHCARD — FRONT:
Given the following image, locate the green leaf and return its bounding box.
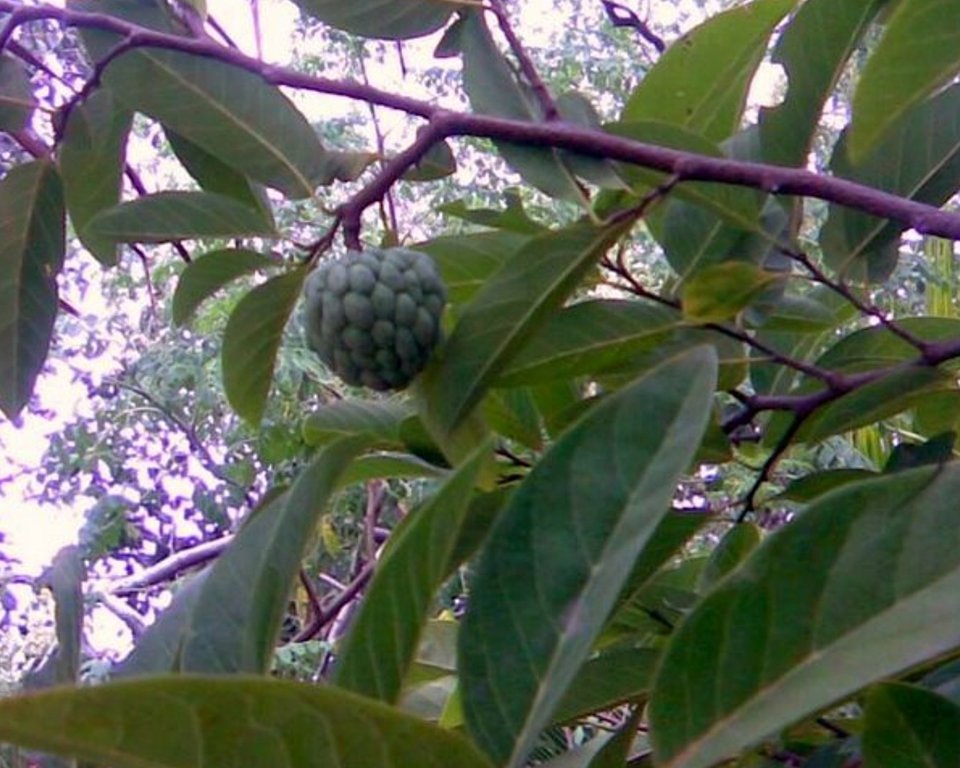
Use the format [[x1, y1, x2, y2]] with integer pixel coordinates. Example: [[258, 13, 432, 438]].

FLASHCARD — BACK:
[[777, 468, 878, 502], [0, 160, 65, 420], [301, 399, 414, 447], [421, 220, 629, 434], [113, 570, 210, 677], [747, 292, 840, 334], [498, 299, 744, 390], [180, 437, 367, 673], [172, 249, 276, 326], [87, 191, 277, 243], [614, 511, 713, 612], [681, 263, 784, 324], [75, 5, 324, 198], [0, 675, 495, 768], [622, 0, 798, 142], [649, 464, 960, 768], [311, 150, 378, 186], [165, 129, 274, 225], [850, 0, 960, 160], [482, 388, 542, 450], [402, 135, 457, 181], [58, 90, 132, 267], [222, 269, 307, 425], [815, 317, 960, 372], [798, 368, 952, 444], [862, 682, 960, 767], [821, 85, 960, 281], [339, 452, 446, 486], [452, 11, 584, 202], [697, 524, 762, 591], [758, 0, 886, 167], [335, 444, 487, 702], [0, 55, 34, 130], [551, 648, 659, 724], [460, 347, 718, 767], [418, 230, 531, 305], [292, 0, 460, 39], [438, 192, 547, 235]]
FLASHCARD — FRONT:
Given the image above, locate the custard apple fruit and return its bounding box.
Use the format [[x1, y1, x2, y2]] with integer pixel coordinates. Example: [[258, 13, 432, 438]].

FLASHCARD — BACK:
[[303, 247, 447, 390]]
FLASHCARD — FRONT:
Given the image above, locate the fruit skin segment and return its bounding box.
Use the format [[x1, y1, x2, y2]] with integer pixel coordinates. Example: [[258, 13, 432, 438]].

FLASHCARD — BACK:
[[303, 248, 447, 391]]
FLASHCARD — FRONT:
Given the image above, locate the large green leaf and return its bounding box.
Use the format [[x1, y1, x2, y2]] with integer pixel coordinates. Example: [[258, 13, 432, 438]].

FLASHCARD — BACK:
[[460, 347, 718, 767], [697, 524, 762, 591], [649, 464, 960, 768], [0, 160, 65, 420], [451, 11, 584, 202], [293, 0, 460, 39], [821, 85, 960, 280], [438, 192, 547, 235], [813, 317, 960, 372], [222, 269, 307, 425], [420, 220, 629, 434], [75, 1, 323, 199], [681, 263, 784, 323], [797, 367, 953, 444], [0, 676, 495, 768], [172, 248, 276, 326], [622, 0, 798, 142], [180, 437, 367, 673], [758, 0, 886, 168], [113, 570, 211, 677], [850, 0, 960, 160], [418, 230, 531, 305], [302, 399, 414, 447], [58, 90, 131, 266], [0, 55, 34, 130], [87, 191, 277, 243], [862, 682, 960, 767], [497, 299, 740, 388], [334, 444, 487, 702], [550, 648, 659, 724], [165, 130, 274, 225]]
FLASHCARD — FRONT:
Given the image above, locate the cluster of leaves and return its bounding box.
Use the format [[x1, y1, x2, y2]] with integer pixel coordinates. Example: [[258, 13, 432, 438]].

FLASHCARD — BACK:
[[4, 0, 960, 766]]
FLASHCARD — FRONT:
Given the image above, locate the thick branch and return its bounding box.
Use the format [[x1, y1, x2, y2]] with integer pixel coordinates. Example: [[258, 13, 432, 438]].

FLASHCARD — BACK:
[[107, 534, 232, 594], [7, 2, 960, 241]]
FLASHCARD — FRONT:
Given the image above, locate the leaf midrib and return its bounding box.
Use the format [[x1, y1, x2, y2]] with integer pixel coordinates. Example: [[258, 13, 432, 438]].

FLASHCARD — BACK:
[[131, 48, 314, 197]]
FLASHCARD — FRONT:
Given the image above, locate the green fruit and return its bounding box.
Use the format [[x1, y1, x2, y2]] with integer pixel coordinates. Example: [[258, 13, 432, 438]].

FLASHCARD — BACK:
[[303, 247, 447, 390]]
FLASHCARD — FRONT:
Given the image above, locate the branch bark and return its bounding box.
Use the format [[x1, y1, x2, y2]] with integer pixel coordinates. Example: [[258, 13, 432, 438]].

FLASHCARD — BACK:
[[6, 2, 960, 241]]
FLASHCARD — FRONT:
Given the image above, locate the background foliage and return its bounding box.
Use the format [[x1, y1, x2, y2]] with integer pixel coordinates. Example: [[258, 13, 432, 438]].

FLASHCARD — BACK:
[[3, 0, 960, 766]]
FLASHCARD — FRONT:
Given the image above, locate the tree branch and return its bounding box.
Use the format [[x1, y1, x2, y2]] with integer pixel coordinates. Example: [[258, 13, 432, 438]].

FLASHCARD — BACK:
[[488, 0, 559, 120], [600, 0, 666, 53], [7, 2, 960, 242], [107, 534, 232, 594]]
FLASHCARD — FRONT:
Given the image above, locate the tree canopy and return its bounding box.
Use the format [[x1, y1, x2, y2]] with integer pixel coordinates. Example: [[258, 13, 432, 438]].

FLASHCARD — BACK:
[[3, 0, 960, 766]]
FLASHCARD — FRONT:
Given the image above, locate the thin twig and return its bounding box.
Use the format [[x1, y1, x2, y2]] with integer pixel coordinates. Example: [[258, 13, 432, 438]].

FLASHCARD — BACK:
[[293, 561, 375, 642], [738, 413, 807, 521], [356, 43, 399, 237], [789, 247, 929, 352], [600, 0, 666, 53], [488, 0, 558, 120]]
